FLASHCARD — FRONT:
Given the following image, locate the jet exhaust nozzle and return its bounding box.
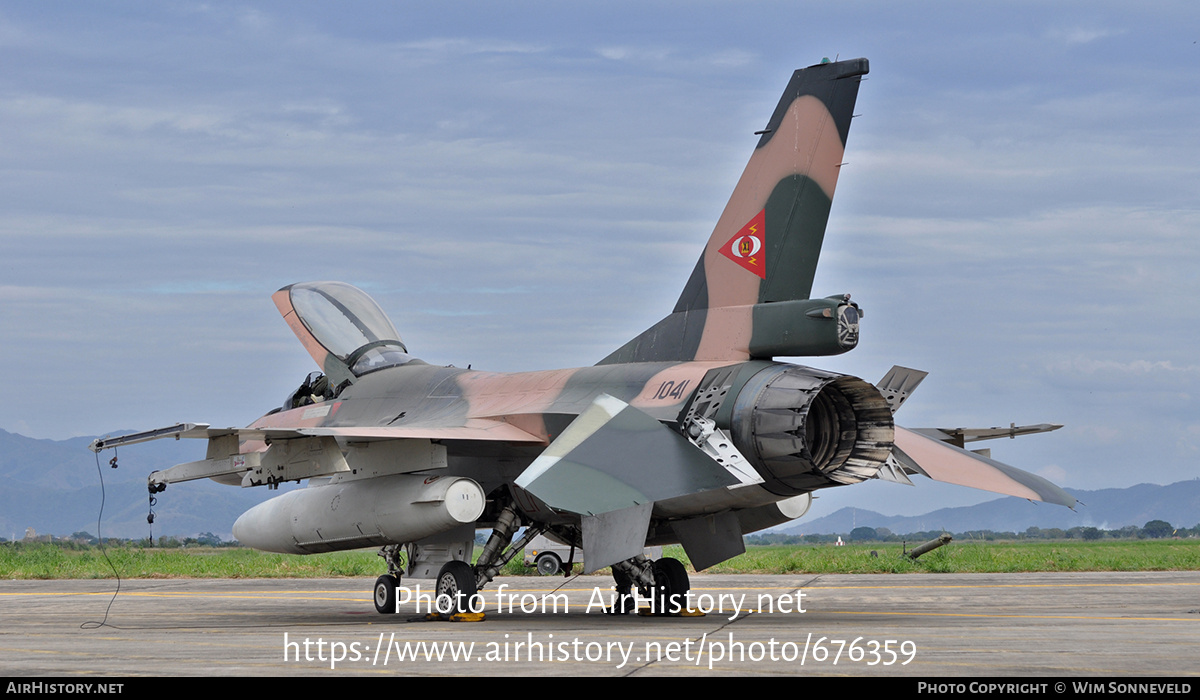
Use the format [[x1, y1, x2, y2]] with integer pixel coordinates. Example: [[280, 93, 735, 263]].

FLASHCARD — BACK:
[[729, 364, 894, 496]]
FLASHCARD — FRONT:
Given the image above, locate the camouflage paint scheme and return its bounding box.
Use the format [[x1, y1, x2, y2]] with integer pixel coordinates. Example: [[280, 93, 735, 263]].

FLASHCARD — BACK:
[[91, 58, 1072, 580]]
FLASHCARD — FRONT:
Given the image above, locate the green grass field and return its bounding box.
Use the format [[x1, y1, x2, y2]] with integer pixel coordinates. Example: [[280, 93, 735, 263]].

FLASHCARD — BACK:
[[3, 539, 1198, 580], [699, 540, 1200, 574]]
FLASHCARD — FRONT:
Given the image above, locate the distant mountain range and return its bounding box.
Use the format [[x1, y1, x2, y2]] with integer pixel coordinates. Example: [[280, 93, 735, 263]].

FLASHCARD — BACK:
[[0, 428, 290, 541], [786, 480, 1200, 535], [3, 428, 1197, 540]]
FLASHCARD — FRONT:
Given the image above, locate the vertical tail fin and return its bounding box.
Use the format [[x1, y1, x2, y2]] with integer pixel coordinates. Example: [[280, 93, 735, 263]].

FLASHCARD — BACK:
[[601, 58, 869, 365]]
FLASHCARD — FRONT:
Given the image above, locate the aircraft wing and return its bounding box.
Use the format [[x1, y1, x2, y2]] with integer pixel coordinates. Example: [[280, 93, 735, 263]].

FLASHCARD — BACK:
[[88, 422, 215, 451], [301, 421, 543, 443], [89, 420, 544, 488], [88, 419, 543, 453], [891, 425, 1075, 507]]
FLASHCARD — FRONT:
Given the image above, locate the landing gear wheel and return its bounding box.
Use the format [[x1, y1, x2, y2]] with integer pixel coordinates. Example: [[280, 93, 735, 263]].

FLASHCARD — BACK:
[[652, 557, 689, 615], [535, 553, 562, 576], [435, 561, 478, 615], [374, 574, 399, 614]]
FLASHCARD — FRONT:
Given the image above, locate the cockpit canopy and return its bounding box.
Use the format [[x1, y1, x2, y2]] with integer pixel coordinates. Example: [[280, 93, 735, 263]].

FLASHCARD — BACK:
[[273, 281, 416, 387]]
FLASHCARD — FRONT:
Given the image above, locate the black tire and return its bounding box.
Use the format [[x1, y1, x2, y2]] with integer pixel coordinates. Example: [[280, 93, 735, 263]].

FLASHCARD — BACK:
[[535, 553, 562, 576], [435, 560, 479, 615], [374, 574, 399, 614], [652, 558, 690, 615]]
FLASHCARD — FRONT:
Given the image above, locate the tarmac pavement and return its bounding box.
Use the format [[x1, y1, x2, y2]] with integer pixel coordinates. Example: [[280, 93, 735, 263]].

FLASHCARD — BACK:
[[2, 571, 1198, 677]]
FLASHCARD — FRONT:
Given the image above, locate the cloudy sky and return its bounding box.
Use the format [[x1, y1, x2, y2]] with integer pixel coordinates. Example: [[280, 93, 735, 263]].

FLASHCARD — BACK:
[[2, 2, 1196, 518]]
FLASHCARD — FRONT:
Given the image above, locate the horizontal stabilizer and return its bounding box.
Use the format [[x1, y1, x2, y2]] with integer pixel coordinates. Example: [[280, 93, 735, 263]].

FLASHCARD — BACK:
[[515, 394, 741, 516], [893, 426, 1074, 507]]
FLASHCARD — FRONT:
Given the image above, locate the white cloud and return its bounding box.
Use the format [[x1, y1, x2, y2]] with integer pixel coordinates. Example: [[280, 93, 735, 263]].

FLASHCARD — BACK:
[[395, 37, 547, 56], [597, 45, 671, 62], [1046, 27, 1121, 45], [1038, 463, 1068, 484], [1048, 358, 1200, 378]]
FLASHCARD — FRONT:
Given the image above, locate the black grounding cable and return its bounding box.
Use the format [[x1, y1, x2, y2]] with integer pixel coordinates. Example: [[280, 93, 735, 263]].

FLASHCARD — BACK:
[[80, 448, 122, 630]]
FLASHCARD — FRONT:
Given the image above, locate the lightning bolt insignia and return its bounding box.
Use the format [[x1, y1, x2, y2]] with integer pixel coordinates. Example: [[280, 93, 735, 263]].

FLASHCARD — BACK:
[[718, 209, 767, 279]]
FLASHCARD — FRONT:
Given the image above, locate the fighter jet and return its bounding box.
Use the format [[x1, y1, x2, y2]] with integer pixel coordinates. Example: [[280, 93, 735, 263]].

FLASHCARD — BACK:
[[90, 57, 1072, 616]]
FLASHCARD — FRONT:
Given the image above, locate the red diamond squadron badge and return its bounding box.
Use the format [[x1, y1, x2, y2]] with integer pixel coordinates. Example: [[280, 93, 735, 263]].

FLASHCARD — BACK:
[[719, 209, 766, 279]]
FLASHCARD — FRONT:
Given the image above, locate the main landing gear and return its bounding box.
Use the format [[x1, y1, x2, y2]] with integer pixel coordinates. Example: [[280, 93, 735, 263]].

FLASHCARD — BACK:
[[610, 555, 690, 615], [370, 499, 690, 618], [434, 560, 477, 615]]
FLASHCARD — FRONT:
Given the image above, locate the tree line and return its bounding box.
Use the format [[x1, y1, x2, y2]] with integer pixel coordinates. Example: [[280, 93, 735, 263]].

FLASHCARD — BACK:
[[0, 531, 236, 548], [746, 520, 1194, 545]]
